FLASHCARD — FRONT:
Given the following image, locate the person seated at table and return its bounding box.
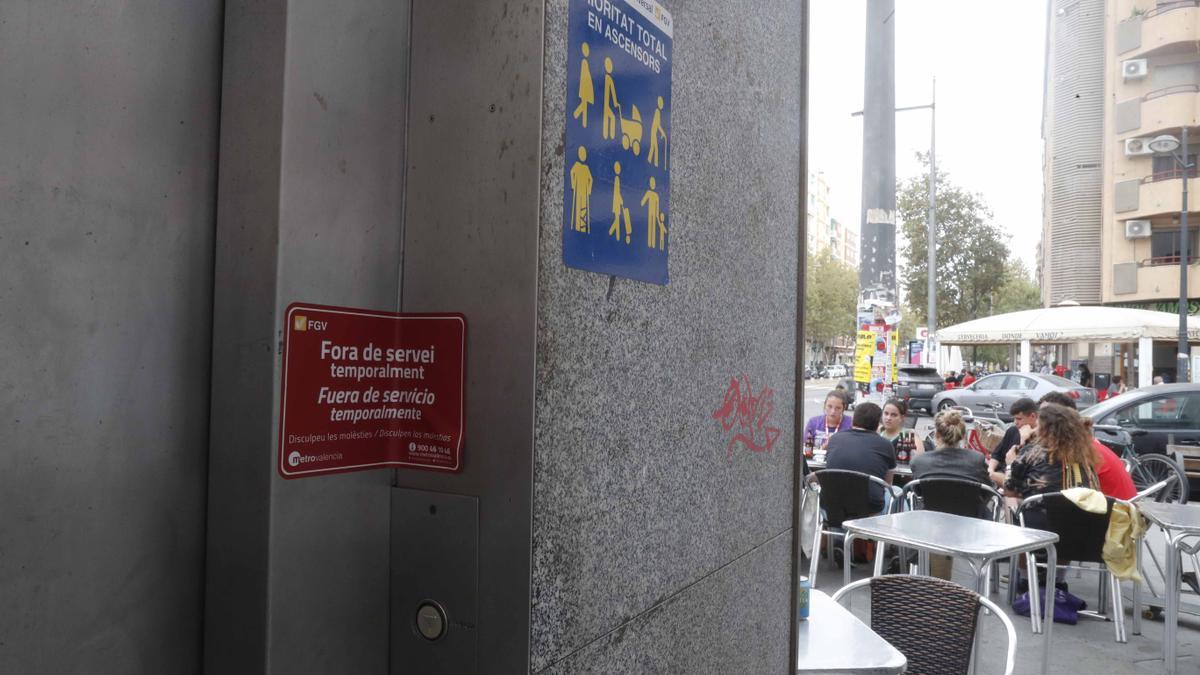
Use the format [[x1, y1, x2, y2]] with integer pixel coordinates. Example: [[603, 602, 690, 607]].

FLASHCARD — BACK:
[[824, 402, 897, 514], [878, 398, 910, 457], [910, 408, 988, 579], [1036, 391, 1137, 500], [911, 409, 988, 485], [1005, 403, 1102, 590], [804, 390, 851, 450], [1004, 403, 1099, 500], [987, 397, 1039, 488]]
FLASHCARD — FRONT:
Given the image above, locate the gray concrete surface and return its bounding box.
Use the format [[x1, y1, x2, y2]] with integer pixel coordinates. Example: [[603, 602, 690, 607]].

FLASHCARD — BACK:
[[531, 0, 803, 672]]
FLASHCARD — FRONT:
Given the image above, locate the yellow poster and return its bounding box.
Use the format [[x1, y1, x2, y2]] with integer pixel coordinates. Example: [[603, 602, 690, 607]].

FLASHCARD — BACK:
[[890, 330, 898, 382], [854, 330, 874, 383]]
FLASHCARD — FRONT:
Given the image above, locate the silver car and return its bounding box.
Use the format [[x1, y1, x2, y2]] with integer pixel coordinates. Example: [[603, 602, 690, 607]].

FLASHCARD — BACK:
[[931, 372, 1096, 421]]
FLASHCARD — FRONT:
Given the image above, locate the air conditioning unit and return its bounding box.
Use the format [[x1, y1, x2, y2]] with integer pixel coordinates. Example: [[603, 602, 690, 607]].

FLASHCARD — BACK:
[[1123, 59, 1149, 80], [1125, 219, 1152, 239], [1125, 137, 1154, 157]]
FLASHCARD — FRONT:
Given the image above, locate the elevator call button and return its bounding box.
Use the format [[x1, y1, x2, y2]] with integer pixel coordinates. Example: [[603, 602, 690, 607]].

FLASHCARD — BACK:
[[416, 602, 446, 641]]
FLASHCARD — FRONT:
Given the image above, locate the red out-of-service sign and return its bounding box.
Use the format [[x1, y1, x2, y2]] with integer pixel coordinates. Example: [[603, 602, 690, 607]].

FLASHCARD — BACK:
[[278, 303, 466, 478]]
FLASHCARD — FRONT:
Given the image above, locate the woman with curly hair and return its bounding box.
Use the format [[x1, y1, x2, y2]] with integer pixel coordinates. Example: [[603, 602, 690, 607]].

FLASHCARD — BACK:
[[1004, 403, 1099, 499]]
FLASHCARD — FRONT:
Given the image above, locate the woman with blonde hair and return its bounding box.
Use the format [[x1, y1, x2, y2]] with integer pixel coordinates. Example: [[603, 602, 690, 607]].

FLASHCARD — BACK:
[[909, 408, 990, 580], [911, 408, 989, 485]]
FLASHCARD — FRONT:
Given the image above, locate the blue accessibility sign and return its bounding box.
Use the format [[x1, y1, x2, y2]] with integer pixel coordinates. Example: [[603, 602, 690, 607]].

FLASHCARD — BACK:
[[562, 0, 673, 285]]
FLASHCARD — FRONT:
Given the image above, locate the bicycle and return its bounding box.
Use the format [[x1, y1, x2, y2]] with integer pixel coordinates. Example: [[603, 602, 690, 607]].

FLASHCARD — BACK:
[[933, 403, 1011, 458], [1091, 424, 1190, 504]]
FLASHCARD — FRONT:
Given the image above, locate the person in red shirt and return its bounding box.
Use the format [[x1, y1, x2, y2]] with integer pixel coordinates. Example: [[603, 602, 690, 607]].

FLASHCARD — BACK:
[[1037, 391, 1136, 499], [1053, 361, 1067, 378], [961, 370, 976, 387]]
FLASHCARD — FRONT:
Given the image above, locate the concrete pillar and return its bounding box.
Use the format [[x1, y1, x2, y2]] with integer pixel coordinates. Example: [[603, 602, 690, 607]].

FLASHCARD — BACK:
[[1021, 340, 1032, 373], [1139, 336, 1154, 387]]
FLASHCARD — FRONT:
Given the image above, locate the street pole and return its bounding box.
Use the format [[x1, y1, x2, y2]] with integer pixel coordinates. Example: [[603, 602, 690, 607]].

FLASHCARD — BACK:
[[1180, 126, 1191, 383], [926, 78, 937, 366]]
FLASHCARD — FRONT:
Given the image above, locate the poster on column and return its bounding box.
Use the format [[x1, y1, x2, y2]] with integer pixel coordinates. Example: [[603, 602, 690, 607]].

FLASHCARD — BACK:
[[277, 303, 466, 478], [561, 0, 673, 285]]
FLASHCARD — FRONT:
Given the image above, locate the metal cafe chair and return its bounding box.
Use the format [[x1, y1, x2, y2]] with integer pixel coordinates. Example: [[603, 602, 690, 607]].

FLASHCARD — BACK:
[[832, 574, 1017, 675], [894, 477, 1007, 592], [806, 469, 893, 588], [1013, 491, 1135, 643]]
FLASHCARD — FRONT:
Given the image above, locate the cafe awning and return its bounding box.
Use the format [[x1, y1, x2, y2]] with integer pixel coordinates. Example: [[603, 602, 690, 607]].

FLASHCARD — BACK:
[[935, 305, 1200, 345]]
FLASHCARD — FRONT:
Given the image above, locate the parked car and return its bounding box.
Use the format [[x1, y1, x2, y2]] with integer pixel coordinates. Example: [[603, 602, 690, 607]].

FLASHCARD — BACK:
[[894, 366, 944, 414], [930, 372, 1096, 421], [1084, 383, 1200, 496], [826, 364, 847, 378], [1084, 383, 1200, 454]]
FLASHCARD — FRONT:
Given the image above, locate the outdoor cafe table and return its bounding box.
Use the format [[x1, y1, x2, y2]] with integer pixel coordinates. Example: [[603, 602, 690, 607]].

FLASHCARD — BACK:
[[842, 510, 1059, 675], [1138, 502, 1200, 674], [796, 589, 907, 673]]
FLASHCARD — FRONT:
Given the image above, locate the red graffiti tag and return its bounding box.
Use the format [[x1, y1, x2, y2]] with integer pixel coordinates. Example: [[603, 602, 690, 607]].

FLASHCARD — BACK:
[[712, 374, 781, 458]]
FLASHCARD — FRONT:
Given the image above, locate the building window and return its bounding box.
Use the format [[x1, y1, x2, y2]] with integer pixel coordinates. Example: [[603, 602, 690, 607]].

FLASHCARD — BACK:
[[1149, 228, 1200, 264]]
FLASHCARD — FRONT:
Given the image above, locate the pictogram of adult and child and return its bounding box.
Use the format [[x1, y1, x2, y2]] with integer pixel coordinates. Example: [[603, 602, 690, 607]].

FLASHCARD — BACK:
[[569, 42, 668, 249]]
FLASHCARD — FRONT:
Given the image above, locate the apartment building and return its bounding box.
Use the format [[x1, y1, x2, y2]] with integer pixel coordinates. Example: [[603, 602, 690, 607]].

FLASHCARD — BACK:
[[1042, 0, 1199, 378], [1104, 0, 1200, 310], [806, 169, 860, 268]]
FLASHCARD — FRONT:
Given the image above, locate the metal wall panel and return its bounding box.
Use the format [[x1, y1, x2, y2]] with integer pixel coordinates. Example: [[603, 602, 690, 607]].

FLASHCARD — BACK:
[[391, 488, 480, 673], [1116, 98, 1142, 134], [0, 2, 223, 672], [1115, 179, 1141, 213], [206, 1, 410, 672], [1116, 17, 1142, 54], [1045, 0, 1106, 305], [393, 2, 544, 673], [1114, 262, 1139, 295]]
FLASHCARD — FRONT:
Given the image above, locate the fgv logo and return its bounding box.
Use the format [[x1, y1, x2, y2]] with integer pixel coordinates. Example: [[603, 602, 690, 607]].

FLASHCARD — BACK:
[[292, 314, 328, 331], [287, 451, 302, 467]]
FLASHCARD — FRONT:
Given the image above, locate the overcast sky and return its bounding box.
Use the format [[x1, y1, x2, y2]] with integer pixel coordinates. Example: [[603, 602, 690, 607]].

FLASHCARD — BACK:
[[808, 0, 1047, 275]]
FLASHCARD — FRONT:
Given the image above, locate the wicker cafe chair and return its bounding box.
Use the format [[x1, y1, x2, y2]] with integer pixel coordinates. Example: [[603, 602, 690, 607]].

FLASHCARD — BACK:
[[806, 469, 893, 587], [832, 574, 1017, 675]]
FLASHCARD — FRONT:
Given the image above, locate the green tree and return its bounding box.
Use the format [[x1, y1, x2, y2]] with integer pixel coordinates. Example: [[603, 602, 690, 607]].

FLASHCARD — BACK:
[[805, 248, 858, 363], [993, 258, 1042, 315], [898, 156, 1011, 331], [974, 259, 1042, 364]]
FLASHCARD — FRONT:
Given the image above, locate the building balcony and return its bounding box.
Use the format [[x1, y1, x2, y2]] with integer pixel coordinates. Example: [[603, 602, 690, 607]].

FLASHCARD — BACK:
[[1116, 86, 1200, 137], [1118, 3, 1200, 58], [1109, 257, 1200, 303], [1116, 173, 1200, 220]]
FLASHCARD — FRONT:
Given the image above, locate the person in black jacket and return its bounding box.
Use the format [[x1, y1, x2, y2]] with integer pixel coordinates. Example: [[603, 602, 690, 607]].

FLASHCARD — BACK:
[[987, 397, 1039, 488]]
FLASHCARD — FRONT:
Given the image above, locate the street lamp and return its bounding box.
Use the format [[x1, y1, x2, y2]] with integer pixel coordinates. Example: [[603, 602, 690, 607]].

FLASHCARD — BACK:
[[1149, 129, 1193, 382]]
